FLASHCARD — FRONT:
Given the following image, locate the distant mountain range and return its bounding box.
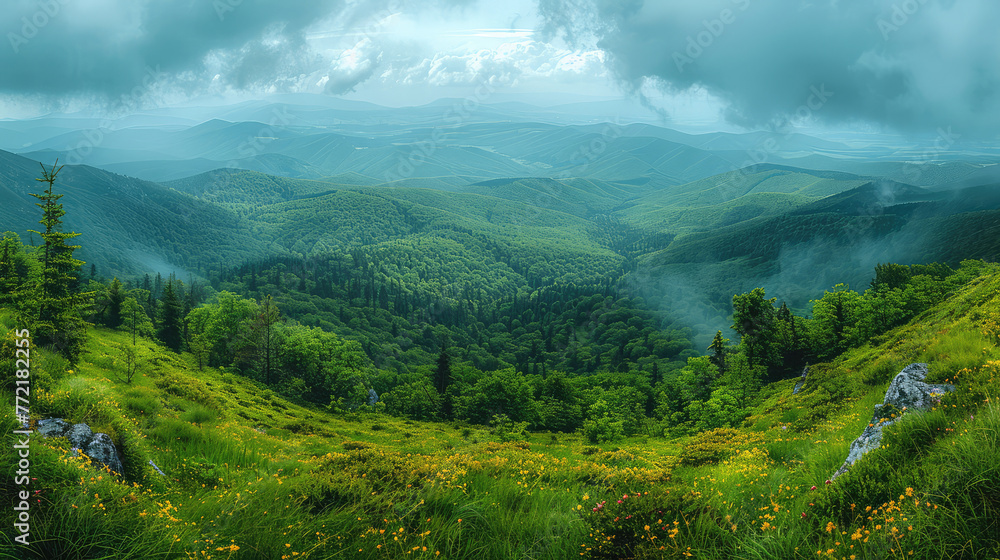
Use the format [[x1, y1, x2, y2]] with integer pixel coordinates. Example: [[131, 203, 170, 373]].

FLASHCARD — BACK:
[[3, 95, 1000, 338]]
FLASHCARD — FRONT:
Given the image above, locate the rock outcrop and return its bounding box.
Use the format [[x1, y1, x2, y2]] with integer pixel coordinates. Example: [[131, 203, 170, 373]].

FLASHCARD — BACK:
[[37, 418, 125, 475], [833, 363, 953, 479], [792, 366, 809, 395]]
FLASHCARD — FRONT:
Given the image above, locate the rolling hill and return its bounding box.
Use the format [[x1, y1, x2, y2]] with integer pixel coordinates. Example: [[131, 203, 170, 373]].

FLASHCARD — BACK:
[[0, 150, 264, 276]]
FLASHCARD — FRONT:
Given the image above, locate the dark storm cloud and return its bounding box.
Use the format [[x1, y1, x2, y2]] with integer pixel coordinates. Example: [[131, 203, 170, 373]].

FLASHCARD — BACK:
[[0, 0, 491, 110], [0, 1, 349, 102], [538, 0, 1000, 137]]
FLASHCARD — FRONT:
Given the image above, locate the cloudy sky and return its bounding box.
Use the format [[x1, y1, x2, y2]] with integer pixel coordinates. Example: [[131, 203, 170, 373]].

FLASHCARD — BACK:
[[1, 0, 997, 137]]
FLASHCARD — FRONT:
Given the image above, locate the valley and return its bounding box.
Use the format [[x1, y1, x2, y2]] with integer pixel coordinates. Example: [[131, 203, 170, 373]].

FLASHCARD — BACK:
[[2, 51, 1000, 560]]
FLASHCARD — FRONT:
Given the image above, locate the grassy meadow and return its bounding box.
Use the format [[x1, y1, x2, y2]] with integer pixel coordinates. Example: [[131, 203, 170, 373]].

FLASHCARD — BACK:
[[3, 267, 1000, 559]]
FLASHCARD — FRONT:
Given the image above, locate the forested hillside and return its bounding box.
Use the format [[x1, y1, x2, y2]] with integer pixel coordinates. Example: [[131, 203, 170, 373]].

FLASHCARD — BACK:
[[3, 102, 1000, 560], [2, 161, 999, 558], [3, 0, 1000, 556]]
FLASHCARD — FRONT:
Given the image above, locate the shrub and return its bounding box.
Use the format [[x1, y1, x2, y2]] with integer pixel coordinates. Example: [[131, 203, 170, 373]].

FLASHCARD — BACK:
[[490, 413, 528, 443], [154, 373, 217, 409], [284, 420, 316, 434], [581, 415, 625, 443], [581, 399, 626, 443], [679, 428, 741, 466]]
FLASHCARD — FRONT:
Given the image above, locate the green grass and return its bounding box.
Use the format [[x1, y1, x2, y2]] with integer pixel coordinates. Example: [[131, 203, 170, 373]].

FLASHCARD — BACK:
[[5, 267, 1000, 558]]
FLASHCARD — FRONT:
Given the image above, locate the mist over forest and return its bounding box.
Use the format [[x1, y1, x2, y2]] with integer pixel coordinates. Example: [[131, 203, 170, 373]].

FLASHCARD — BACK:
[[2, 1, 1000, 559]]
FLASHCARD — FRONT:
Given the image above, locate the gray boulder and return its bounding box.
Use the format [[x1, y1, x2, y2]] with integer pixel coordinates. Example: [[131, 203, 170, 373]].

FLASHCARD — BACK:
[[36, 418, 71, 438], [84, 433, 124, 475], [883, 363, 952, 410], [833, 363, 953, 479], [36, 418, 125, 476], [66, 423, 94, 450]]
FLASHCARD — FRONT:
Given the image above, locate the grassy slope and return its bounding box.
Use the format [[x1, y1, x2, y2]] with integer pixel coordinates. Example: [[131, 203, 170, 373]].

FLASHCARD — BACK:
[[3, 269, 1000, 559]]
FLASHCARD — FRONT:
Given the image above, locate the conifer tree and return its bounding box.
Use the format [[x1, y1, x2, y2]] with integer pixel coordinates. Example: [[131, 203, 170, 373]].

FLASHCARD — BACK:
[[435, 345, 452, 394], [731, 288, 777, 369], [0, 232, 33, 305], [708, 330, 728, 372], [26, 161, 90, 362], [0, 237, 15, 303], [258, 295, 280, 384], [434, 344, 453, 419], [157, 281, 184, 351], [106, 277, 125, 328], [235, 294, 281, 384]]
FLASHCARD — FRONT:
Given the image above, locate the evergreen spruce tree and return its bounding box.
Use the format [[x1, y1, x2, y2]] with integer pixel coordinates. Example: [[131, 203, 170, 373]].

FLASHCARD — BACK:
[[434, 344, 453, 419], [731, 288, 777, 369], [0, 232, 33, 305], [0, 237, 15, 303], [157, 281, 184, 352], [708, 330, 728, 372], [26, 161, 90, 362], [434, 345, 452, 394], [106, 277, 125, 328], [153, 273, 163, 300], [235, 295, 281, 384], [650, 361, 662, 385], [258, 295, 280, 384]]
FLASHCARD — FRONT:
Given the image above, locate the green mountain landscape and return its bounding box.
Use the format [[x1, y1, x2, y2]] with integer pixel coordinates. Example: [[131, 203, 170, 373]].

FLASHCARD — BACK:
[[2, 2, 1000, 558], [3, 99, 1000, 558]]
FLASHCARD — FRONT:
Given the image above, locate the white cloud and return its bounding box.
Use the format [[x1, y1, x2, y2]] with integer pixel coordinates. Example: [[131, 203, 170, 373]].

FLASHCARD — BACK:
[[0, 0, 616, 113], [367, 40, 608, 89]]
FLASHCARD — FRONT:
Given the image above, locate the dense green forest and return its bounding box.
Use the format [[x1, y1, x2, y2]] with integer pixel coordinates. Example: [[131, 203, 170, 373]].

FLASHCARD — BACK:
[[3, 163, 989, 441], [3, 161, 1000, 559]]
